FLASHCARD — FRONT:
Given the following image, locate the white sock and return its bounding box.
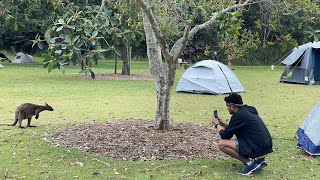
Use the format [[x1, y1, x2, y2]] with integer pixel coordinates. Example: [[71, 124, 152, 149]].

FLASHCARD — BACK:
[[246, 161, 253, 166]]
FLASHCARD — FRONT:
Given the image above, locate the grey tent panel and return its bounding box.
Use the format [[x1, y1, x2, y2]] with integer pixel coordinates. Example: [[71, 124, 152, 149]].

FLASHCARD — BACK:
[[282, 43, 312, 65], [176, 60, 245, 95]]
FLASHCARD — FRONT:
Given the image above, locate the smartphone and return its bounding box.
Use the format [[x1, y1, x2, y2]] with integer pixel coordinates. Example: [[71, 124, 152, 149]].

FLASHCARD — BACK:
[[213, 110, 218, 118]]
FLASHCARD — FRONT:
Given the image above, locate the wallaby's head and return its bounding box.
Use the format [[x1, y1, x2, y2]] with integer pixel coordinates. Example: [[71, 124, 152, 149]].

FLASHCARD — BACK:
[[45, 102, 54, 111]]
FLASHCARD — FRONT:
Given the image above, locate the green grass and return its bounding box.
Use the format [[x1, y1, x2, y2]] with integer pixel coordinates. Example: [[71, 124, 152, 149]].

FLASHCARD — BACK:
[[0, 60, 320, 179]]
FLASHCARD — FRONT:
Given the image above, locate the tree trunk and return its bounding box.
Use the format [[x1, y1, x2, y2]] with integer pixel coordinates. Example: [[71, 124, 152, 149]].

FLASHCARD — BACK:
[[114, 55, 117, 74], [122, 38, 132, 75], [143, 13, 172, 131]]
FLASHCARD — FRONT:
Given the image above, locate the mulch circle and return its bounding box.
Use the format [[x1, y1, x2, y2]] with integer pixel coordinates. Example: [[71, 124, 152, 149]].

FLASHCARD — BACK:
[[51, 119, 227, 161]]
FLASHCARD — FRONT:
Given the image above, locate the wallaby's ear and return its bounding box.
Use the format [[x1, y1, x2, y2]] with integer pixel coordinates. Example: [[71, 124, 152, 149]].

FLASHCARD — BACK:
[[45, 102, 48, 106]]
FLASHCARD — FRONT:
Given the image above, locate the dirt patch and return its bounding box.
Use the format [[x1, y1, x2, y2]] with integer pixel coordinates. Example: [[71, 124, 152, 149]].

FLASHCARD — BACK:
[[80, 74, 153, 81], [52, 119, 226, 160]]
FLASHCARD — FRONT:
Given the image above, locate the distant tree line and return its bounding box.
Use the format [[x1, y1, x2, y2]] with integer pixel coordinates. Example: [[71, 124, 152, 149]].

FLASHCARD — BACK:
[[0, 0, 320, 65]]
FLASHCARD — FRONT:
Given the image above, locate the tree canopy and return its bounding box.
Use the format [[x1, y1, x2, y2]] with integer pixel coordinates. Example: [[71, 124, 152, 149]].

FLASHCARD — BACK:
[[1, 0, 320, 65]]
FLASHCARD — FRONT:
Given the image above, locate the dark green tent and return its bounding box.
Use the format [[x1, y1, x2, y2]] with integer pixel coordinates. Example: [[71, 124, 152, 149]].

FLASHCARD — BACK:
[[280, 42, 320, 85]]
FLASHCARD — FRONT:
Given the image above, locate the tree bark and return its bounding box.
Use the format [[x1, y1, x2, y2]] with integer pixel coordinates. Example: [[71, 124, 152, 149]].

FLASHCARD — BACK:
[[121, 38, 132, 75]]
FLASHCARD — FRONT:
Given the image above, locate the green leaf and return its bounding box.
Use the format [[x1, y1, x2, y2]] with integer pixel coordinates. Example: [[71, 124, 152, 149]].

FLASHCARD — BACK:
[[105, 28, 111, 34], [44, 28, 52, 40], [56, 26, 64, 32], [48, 63, 53, 73], [72, 35, 80, 42], [84, 52, 94, 58], [115, 33, 122, 38], [68, 51, 74, 58], [97, 53, 105, 59], [267, 41, 275, 45], [42, 53, 51, 60], [98, 49, 108, 53], [55, 50, 62, 55], [60, 66, 65, 74], [65, 35, 71, 43], [92, 31, 98, 37], [115, 49, 121, 57], [43, 62, 50, 68], [53, 62, 59, 69], [87, 60, 93, 67], [37, 42, 44, 50], [67, 25, 76, 30], [58, 18, 65, 24], [14, 23, 19, 31]]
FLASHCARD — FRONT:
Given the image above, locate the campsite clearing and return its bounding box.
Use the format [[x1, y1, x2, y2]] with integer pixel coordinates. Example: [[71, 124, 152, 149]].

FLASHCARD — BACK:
[[0, 61, 319, 179]]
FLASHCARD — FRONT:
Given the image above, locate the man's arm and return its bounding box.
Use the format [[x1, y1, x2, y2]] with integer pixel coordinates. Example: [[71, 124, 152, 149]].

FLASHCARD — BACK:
[[212, 117, 227, 132], [217, 117, 228, 127]]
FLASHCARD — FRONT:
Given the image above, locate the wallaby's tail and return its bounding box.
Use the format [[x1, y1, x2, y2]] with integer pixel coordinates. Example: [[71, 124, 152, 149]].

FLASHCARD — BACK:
[[10, 112, 19, 126], [0, 119, 18, 126], [0, 115, 17, 126], [0, 124, 12, 126], [10, 119, 18, 126]]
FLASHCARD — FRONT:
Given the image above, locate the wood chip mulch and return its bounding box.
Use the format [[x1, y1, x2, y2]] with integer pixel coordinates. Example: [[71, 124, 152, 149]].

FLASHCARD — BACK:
[[51, 119, 227, 161]]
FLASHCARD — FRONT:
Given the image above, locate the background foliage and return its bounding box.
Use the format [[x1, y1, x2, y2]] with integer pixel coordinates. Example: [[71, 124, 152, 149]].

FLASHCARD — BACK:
[[0, 0, 320, 65]]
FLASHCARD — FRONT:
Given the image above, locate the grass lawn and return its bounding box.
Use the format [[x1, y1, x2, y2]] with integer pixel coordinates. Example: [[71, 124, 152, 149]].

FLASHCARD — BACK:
[[0, 59, 320, 179]]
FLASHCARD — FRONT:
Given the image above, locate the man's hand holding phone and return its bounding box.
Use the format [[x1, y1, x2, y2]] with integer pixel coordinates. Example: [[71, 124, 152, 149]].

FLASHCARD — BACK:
[[212, 110, 220, 129], [214, 110, 218, 118]]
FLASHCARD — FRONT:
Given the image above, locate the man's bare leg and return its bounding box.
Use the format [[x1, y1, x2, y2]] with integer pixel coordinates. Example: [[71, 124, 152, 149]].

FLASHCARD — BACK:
[[217, 139, 250, 164]]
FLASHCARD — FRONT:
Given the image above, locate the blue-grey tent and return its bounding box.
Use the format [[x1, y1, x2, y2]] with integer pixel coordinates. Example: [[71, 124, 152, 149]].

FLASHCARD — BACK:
[[176, 60, 245, 95], [296, 101, 320, 155], [280, 42, 320, 85]]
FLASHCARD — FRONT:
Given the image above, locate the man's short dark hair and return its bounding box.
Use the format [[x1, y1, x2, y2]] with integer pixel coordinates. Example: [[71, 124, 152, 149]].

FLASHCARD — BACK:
[[224, 93, 243, 106]]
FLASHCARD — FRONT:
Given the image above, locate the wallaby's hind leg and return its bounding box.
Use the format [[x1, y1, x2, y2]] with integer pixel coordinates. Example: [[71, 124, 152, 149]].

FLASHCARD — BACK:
[[27, 117, 36, 127], [18, 112, 25, 128]]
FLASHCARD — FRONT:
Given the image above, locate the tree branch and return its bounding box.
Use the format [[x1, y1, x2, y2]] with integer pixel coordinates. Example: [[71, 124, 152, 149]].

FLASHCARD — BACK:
[[170, 20, 192, 61], [137, 0, 171, 61], [100, 0, 106, 11], [188, 0, 255, 40]]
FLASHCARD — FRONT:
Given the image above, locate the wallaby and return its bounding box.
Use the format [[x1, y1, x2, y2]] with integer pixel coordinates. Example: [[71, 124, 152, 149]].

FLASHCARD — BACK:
[[0, 102, 54, 128]]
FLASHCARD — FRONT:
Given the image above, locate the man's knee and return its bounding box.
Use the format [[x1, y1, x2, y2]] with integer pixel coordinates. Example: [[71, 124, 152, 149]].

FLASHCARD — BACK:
[[217, 140, 226, 151], [217, 139, 236, 152]]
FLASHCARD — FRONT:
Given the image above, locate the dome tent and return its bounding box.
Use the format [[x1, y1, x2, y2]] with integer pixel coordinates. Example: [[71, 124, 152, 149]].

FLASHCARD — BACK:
[[176, 60, 245, 95], [12, 52, 35, 63], [280, 42, 320, 85], [296, 101, 320, 155]]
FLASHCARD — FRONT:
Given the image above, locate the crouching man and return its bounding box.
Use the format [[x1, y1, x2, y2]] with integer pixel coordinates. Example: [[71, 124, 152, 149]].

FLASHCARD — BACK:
[[212, 93, 273, 175]]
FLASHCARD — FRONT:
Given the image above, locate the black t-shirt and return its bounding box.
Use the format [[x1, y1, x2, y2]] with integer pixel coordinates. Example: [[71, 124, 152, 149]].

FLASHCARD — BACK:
[[219, 105, 273, 158]]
